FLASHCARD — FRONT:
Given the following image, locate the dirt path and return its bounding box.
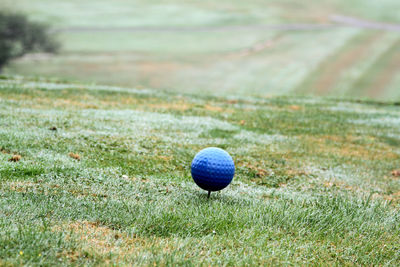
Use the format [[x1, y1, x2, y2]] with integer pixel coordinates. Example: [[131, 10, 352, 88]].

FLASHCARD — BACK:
[[53, 24, 333, 33], [330, 15, 400, 33]]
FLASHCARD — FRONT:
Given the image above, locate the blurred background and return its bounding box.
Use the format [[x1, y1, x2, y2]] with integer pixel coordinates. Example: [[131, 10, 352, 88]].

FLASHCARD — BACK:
[[1, 0, 399, 100]]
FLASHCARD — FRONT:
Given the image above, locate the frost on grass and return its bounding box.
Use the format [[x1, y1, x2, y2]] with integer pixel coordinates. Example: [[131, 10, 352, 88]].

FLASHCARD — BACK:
[[350, 116, 400, 127], [6, 181, 37, 193], [0, 78, 154, 95], [1, 105, 240, 151], [325, 104, 398, 116], [304, 164, 390, 195], [80, 109, 236, 131], [233, 130, 288, 145]]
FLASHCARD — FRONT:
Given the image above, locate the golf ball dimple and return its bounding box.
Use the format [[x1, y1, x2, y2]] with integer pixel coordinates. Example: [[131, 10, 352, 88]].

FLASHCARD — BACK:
[[191, 147, 235, 192]]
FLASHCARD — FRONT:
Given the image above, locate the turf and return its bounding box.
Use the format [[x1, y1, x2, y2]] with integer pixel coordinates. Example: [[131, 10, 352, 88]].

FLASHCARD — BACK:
[[0, 76, 399, 265], [2, 0, 400, 100]]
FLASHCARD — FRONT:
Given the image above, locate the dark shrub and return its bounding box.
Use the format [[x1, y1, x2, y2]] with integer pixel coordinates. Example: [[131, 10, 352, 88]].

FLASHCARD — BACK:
[[0, 12, 59, 71]]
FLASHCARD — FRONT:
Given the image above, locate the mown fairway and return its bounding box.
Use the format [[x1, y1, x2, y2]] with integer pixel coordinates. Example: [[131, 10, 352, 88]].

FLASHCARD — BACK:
[[0, 76, 399, 265], [2, 0, 400, 100]]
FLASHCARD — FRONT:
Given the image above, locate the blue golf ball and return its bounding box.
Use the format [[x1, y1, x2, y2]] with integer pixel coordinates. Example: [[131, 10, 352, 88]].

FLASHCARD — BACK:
[[191, 147, 235, 192]]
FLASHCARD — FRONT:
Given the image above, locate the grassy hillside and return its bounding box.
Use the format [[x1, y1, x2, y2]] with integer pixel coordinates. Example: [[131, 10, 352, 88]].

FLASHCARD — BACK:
[[1, 76, 399, 265], [2, 0, 400, 100]]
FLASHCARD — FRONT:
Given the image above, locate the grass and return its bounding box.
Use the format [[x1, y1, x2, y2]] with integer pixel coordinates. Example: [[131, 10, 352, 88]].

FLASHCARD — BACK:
[[3, 0, 400, 27], [0, 76, 400, 265], [2, 0, 400, 100]]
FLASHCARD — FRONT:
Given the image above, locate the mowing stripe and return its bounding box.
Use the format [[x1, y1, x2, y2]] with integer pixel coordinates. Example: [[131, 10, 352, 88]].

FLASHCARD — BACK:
[[294, 31, 382, 96], [350, 39, 400, 99], [366, 40, 400, 98]]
